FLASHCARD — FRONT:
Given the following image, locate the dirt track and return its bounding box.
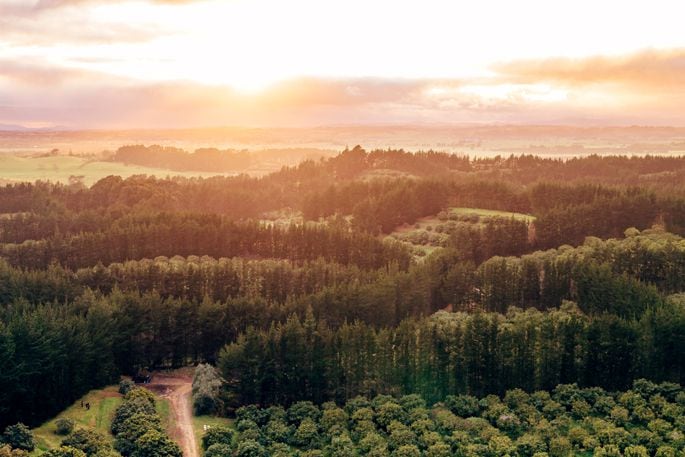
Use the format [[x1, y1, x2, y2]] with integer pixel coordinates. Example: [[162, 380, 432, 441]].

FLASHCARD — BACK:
[[145, 373, 198, 457]]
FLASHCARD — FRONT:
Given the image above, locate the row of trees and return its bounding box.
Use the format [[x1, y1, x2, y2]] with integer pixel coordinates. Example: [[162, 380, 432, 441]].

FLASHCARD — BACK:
[[0, 215, 411, 271], [114, 145, 255, 172], [1, 228, 683, 326], [218, 299, 684, 408]]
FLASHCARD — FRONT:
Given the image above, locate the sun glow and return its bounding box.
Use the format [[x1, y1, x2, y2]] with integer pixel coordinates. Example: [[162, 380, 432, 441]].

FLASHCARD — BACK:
[[3, 0, 685, 127], [46, 0, 685, 93]]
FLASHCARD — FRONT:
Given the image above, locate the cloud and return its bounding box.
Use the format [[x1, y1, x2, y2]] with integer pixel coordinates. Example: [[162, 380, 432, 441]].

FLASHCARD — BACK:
[[0, 65, 516, 128], [0, 0, 188, 46], [493, 49, 685, 91], [261, 78, 438, 107], [1, 0, 204, 14], [0, 60, 97, 86], [3, 50, 685, 129]]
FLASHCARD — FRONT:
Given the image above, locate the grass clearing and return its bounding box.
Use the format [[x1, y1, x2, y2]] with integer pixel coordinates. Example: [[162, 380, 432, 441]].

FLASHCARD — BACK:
[[31, 386, 122, 453], [192, 415, 233, 454], [31, 384, 175, 455], [157, 397, 173, 436], [449, 207, 536, 222]]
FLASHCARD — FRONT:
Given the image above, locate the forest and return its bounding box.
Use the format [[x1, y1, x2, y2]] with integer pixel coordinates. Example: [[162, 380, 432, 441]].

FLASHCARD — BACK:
[[0, 148, 683, 457]]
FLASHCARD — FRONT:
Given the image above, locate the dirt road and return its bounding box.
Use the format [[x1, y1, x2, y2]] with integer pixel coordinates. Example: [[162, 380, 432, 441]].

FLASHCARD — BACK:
[[146, 373, 198, 457]]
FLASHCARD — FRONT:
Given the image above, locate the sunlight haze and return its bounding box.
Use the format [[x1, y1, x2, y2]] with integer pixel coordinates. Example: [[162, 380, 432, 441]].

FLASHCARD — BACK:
[[1, 0, 685, 127]]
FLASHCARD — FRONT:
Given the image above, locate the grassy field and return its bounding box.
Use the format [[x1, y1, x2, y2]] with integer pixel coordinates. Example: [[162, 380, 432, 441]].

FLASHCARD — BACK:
[[156, 397, 173, 437], [0, 154, 233, 186], [192, 415, 233, 454], [30, 384, 173, 455], [31, 386, 122, 453], [449, 207, 536, 222]]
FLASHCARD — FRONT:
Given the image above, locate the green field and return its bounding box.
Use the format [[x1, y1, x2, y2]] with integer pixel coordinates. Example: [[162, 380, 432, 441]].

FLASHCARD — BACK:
[[157, 397, 173, 436], [31, 386, 122, 453], [192, 415, 233, 455], [30, 385, 173, 455], [449, 207, 536, 222], [0, 154, 232, 186]]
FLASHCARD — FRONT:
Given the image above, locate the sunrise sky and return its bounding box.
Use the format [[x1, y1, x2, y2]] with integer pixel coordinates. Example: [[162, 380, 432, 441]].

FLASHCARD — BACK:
[[1, 0, 685, 128]]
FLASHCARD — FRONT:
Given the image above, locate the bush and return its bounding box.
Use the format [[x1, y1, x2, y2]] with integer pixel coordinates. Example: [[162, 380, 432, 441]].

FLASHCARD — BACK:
[[201, 426, 235, 451], [111, 395, 156, 435], [130, 430, 181, 457], [2, 424, 35, 452], [292, 418, 320, 449], [61, 429, 110, 456], [234, 439, 267, 457], [55, 418, 75, 436], [287, 402, 321, 425], [205, 443, 232, 457], [114, 413, 162, 456]]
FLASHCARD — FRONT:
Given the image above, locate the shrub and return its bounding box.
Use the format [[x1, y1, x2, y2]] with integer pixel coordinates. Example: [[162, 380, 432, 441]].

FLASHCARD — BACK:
[[130, 430, 181, 457], [234, 439, 267, 457], [359, 433, 388, 454], [324, 434, 355, 456], [287, 402, 321, 425], [113, 413, 162, 456], [61, 429, 110, 456], [320, 408, 348, 432], [2, 424, 35, 452], [292, 418, 320, 449], [376, 403, 408, 429], [204, 443, 232, 457], [111, 395, 156, 435], [264, 421, 291, 443], [55, 418, 75, 436], [201, 426, 235, 451]]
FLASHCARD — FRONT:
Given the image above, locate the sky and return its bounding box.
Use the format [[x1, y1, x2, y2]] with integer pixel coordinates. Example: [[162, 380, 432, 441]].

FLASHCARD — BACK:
[[1, 0, 685, 128]]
